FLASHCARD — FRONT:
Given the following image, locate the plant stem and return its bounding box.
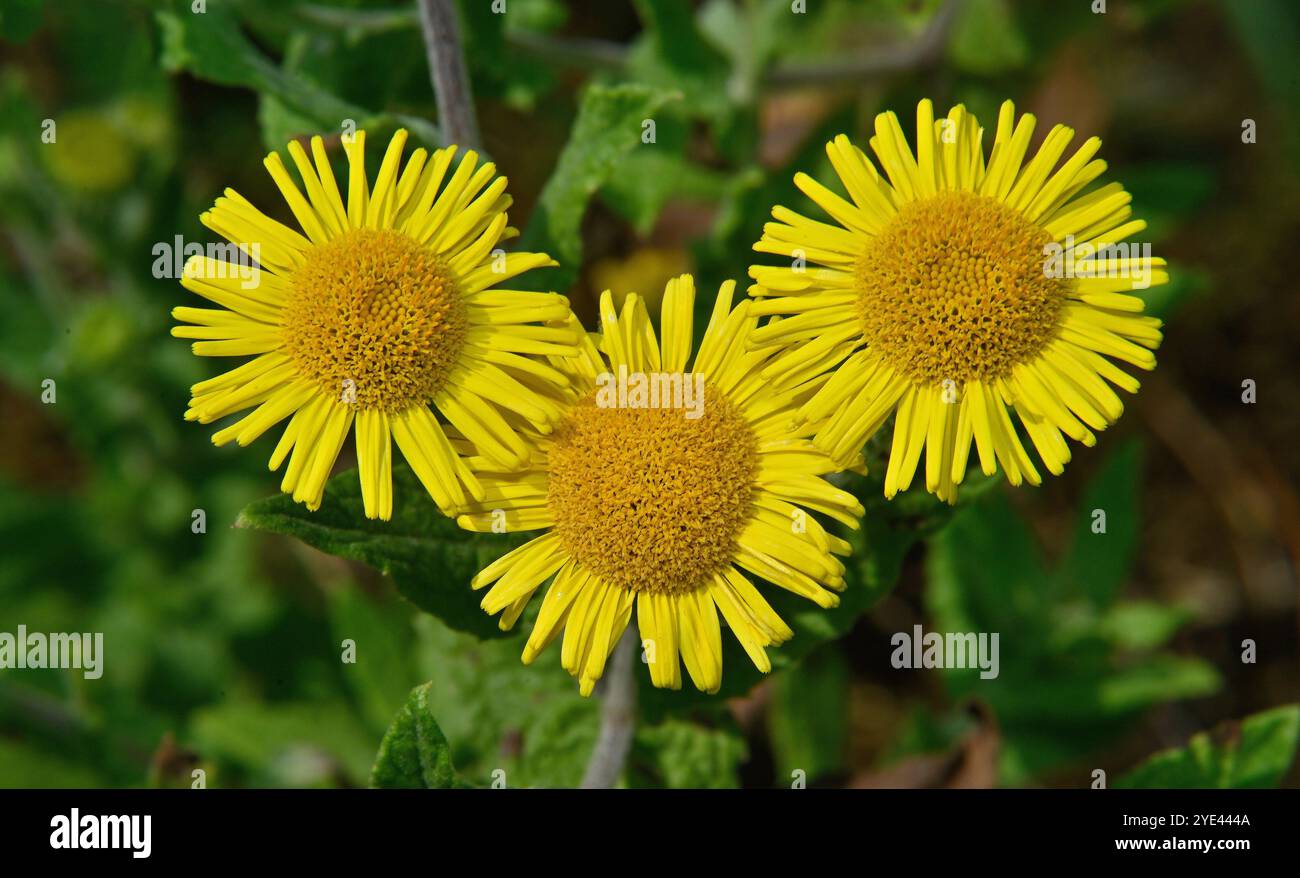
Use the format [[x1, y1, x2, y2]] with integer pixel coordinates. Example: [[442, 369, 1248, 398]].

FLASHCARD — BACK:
[[580, 628, 638, 789], [416, 0, 481, 150], [507, 31, 628, 70]]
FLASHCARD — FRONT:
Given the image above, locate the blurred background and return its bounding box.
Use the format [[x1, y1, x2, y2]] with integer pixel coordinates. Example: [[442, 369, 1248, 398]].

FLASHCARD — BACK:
[[0, 0, 1296, 788]]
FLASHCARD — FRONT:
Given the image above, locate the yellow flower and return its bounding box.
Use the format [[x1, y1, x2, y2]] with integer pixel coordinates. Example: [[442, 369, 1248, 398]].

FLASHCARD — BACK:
[[173, 130, 577, 519], [456, 276, 864, 695], [748, 100, 1166, 502]]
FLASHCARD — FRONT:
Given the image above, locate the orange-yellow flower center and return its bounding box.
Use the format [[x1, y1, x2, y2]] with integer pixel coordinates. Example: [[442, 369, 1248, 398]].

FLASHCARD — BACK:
[[854, 190, 1069, 386], [281, 229, 467, 411], [545, 388, 757, 595]]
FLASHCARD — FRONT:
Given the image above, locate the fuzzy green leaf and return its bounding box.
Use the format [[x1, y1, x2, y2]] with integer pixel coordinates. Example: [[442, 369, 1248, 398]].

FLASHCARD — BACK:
[[236, 463, 521, 640], [370, 682, 457, 789], [519, 82, 680, 290], [629, 0, 733, 119], [630, 718, 747, 789], [156, 0, 438, 146], [411, 615, 599, 788]]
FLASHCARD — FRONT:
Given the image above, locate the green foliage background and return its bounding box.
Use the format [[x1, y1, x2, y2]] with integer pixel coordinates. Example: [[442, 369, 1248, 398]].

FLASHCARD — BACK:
[[0, 0, 1297, 789]]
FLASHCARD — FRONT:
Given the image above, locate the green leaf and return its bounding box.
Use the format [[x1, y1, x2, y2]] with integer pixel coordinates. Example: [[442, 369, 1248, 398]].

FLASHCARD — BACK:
[[518, 698, 601, 786], [411, 614, 599, 788], [600, 148, 730, 234], [156, 0, 439, 146], [1057, 440, 1142, 607], [1117, 705, 1300, 789], [370, 682, 457, 789], [519, 83, 680, 291], [629, 0, 734, 117], [697, 0, 788, 91], [236, 462, 521, 640], [630, 718, 747, 789]]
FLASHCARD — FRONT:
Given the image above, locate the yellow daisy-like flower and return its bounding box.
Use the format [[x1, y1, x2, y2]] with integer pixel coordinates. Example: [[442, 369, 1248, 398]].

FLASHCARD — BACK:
[[456, 276, 864, 695], [172, 129, 578, 520], [748, 99, 1167, 502]]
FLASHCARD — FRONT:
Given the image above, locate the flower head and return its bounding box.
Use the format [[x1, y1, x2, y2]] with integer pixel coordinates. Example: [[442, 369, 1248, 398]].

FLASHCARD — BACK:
[[172, 130, 578, 519], [457, 276, 864, 695], [749, 100, 1166, 501]]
